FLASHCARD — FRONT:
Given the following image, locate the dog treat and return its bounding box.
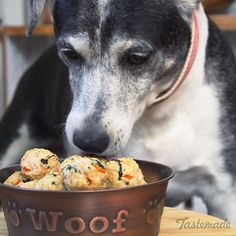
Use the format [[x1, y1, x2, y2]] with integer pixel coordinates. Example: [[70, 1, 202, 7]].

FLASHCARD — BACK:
[[4, 149, 146, 191], [21, 148, 60, 180], [60, 155, 83, 171], [62, 157, 110, 190], [18, 180, 39, 189], [4, 171, 38, 189], [34, 172, 64, 191], [4, 171, 30, 186], [60, 156, 107, 171], [106, 158, 146, 188]]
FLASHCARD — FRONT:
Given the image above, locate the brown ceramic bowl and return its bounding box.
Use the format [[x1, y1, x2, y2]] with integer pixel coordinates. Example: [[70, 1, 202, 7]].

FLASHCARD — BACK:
[[0, 160, 174, 236]]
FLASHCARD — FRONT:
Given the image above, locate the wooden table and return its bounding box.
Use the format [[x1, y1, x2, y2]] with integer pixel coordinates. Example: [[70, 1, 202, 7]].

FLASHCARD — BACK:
[[161, 208, 236, 236], [0, 208, 235, 235]]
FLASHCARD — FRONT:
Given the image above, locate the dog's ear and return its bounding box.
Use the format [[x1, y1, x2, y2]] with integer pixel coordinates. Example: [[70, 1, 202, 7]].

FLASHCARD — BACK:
[[178, 0, 202, 9], [28, 0, 47, 36]]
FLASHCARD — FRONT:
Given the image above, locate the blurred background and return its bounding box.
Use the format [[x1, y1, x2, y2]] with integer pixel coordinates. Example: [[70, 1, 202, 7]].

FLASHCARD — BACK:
[[0, 0, 236, 213]]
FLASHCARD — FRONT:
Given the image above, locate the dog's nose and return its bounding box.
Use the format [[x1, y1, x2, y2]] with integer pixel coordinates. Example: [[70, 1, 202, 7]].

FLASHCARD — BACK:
[[73, 128, 110, 154]]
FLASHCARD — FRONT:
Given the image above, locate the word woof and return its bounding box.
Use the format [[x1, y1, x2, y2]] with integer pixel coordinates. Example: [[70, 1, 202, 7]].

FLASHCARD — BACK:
[[27, 209, 129, 234], [6, 199, 161, 234], [8, 206, 129, 234]]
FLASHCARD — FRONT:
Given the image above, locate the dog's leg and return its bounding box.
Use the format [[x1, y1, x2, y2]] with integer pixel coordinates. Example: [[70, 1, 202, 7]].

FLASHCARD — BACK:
[[0, 73, 35, 166], [167, 167, 236, 225], [0, 98, 58, 168], [201, 182, 236, 225], [0, 120, 38, 168], [0, 91, 47, 167], [165, 166, 214, 207], [0, 65, 55, 167], [0, 46, 70, 167], [165, 176, 195, 207]]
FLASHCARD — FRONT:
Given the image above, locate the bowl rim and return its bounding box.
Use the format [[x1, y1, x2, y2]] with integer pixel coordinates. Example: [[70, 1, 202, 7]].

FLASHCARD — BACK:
[[0, 160, 175, 194]]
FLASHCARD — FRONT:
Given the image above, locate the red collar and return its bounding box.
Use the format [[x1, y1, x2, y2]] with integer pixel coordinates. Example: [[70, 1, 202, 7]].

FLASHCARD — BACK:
[[150, 10, 200, 107]]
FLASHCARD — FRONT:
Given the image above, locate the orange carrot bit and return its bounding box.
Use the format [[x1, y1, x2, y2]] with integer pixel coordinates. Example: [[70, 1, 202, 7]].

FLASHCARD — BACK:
[[23, 167, 31, 172], [15, 179, 22, 185], [123, 175, 133, 180], [86, 175, 94, 186], [92, 164, 107, 174]]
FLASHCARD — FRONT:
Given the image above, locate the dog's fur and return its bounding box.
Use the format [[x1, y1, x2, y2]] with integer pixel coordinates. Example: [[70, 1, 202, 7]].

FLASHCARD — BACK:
[[0, 0, 236, 223]]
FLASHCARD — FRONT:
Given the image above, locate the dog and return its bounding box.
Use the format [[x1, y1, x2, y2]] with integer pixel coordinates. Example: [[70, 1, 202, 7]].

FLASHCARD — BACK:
[[0, 0, 236, 224]]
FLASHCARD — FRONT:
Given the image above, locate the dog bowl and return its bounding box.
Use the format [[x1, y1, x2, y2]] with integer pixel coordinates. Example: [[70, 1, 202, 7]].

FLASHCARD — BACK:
[[0, 160, 174, 236]]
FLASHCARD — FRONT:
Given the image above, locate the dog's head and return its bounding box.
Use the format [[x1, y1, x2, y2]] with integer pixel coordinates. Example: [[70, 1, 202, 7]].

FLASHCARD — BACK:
[[29, 0, 201, 156]]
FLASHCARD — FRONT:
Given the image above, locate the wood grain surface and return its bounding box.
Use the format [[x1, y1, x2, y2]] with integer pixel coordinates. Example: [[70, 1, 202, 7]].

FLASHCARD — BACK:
[[0, 208, 235, 236], [161, 208, 236, 236]]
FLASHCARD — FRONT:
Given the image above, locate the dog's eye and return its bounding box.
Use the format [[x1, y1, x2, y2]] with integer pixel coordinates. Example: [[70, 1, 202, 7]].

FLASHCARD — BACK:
[[127, 53, 150, 65], [61, 48, 81, 61]]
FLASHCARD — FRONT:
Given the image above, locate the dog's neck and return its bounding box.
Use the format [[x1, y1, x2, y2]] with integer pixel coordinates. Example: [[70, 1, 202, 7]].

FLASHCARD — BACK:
[[125, 4, 215, 165], [151, 9, 200, 107], [144, 4, 209, 122], [124, 5, 210, 159]]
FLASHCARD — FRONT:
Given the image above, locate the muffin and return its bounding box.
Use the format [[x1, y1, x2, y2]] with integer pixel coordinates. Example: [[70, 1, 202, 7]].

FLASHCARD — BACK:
[[106, 158, 146, 188], [21, 148, 60, 180], [34, 172, 64, 191], [62, 157, 110, 190]]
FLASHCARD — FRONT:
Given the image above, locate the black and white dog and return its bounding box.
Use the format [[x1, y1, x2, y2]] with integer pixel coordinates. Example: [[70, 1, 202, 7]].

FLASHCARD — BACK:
[[0, 0, 236, 223]]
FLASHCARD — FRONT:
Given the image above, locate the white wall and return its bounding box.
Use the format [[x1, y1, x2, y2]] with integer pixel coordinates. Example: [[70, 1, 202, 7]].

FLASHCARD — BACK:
[[0, 0, 54, 119], [0, 2, 3, 20], [1, 0, 25, 26], [0, 41, 3, 119], [5, 36, 54, 104], [225, 0, 236, 55], [0, 1, 4, 118], [224, 0, 236, 55]]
